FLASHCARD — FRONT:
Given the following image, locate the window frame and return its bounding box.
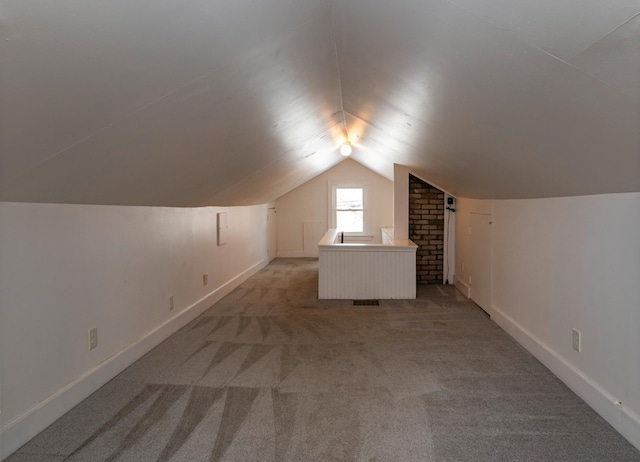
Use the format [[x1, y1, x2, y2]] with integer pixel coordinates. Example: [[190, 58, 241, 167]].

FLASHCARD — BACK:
[[328, 182, 370, 236]]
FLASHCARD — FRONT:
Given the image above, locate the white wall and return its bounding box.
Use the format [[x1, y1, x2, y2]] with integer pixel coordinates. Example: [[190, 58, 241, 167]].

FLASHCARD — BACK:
[[454, 198, 492, 297], [393, 164, 411, 240], [455, 193, 640, 450], [276, 159, 393, 256], [0, 202, 269, 459]]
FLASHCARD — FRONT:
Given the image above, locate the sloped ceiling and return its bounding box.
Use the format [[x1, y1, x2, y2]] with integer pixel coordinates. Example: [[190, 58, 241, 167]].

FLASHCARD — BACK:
[[1, 0, 638, 206]]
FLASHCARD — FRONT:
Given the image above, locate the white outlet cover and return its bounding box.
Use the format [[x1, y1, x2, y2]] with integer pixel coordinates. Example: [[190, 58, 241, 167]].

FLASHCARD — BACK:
[[572, 328, 581, 352], [88, 327, 98, 350]]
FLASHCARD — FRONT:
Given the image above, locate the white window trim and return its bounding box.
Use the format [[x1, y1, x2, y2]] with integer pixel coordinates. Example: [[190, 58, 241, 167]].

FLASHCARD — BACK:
[[328, 181, 370, 236]]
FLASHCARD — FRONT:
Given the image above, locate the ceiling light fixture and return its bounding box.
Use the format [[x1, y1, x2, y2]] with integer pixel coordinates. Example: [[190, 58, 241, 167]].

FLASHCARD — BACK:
[[340, 141, 352, 157]]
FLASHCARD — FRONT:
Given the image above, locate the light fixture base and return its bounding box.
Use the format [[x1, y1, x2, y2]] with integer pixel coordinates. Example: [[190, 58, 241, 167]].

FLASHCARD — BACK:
[[340, 141, 352, 157]]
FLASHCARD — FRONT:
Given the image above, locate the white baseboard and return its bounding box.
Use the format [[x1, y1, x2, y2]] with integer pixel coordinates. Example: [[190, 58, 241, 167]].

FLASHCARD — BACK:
[[276, 250, 305, 258], [454, 275, 470, 298], [0, 257, 269, 461], [490, 303, 640, 452]]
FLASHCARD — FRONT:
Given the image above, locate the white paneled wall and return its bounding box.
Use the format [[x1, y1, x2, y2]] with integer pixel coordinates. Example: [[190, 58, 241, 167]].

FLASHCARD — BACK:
[[318, 230, 417, 299]]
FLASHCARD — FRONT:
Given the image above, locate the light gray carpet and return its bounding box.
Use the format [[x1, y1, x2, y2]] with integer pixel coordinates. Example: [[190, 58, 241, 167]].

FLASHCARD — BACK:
[[9, 259, 640, 461]]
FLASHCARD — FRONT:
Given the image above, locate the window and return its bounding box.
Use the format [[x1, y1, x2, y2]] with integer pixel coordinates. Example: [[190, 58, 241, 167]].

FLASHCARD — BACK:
[[330, 182, 368, 235]]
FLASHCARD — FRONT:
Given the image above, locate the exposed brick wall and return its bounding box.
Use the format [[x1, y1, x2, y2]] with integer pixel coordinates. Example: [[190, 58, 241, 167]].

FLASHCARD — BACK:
[[409, 175, 444, 284]]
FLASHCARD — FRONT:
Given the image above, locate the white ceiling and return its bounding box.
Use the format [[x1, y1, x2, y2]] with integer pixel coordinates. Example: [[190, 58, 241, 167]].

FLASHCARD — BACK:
[[1, 0, 638, 205]]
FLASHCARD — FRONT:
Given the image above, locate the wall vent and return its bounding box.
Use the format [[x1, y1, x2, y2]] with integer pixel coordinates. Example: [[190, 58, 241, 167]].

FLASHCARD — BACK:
[[353, 300, 380, 306]]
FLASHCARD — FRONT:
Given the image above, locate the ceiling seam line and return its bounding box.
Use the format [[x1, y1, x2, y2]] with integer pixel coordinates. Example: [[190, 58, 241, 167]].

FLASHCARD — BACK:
[[444, 0, 638, 97], [530, 43, 636, 101], [445, 0, 634, 100], [567, 11, 640, 61], [328, 0, 348, 138]]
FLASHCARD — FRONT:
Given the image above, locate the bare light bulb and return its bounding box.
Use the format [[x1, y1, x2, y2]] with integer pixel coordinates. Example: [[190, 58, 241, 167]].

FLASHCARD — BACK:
[[340, 141, 352, 157]]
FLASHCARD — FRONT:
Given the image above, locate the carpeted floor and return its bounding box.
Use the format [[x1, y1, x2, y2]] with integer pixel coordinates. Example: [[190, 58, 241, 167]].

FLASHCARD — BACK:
[[8, 258, 640, 461]]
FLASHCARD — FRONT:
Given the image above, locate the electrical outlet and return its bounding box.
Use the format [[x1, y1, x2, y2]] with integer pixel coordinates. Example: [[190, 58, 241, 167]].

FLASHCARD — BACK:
[[88, 327, 98, 351], [572, 328, 581, 352], [203, 273, 208, 286], [169, 295, 174, 311]]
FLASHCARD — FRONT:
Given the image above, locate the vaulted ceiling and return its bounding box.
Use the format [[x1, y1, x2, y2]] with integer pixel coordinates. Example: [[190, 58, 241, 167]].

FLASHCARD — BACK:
[[1, 0, 638, 206]]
